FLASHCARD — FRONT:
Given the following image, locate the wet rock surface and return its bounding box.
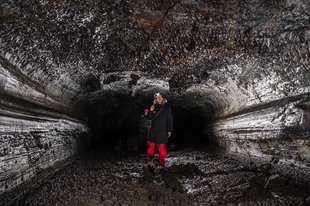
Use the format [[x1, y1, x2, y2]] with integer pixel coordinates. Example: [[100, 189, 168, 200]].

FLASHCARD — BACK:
[[1, 149, 309, 206], [1, 0, 310, 196], [0, 91, 90, 193]]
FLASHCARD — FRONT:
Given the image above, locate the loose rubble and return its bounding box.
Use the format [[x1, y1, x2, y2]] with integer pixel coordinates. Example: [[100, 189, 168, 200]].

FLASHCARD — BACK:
[[1, 149, 309, 206]]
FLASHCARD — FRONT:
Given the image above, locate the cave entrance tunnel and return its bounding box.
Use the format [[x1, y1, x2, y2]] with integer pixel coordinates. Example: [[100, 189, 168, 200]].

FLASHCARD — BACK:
[[83, 92, 215, 153]]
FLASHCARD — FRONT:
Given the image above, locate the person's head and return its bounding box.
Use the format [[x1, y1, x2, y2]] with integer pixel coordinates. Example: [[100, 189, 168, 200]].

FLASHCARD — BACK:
[[144, 109, 149, 115], [153, 93, 167, 105]]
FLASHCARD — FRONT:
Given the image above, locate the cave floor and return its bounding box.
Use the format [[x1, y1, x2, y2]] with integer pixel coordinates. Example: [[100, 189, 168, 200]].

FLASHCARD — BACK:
[[5, 149, 310, 206]]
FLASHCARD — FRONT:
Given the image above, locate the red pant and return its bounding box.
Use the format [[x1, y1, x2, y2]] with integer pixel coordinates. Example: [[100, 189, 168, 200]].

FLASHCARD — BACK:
[[147, 141, 167, 166]]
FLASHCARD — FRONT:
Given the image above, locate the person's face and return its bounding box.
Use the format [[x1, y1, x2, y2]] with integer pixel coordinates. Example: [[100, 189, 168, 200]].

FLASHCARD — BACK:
[[156, 96, 163, 104]]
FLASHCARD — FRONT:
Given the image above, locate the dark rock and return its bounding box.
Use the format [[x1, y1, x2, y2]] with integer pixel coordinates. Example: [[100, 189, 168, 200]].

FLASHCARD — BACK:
[[0, 0, 310, 198]]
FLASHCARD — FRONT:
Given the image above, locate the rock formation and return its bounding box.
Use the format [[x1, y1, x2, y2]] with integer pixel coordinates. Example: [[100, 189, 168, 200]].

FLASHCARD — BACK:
[[0, 0, 309, 194]]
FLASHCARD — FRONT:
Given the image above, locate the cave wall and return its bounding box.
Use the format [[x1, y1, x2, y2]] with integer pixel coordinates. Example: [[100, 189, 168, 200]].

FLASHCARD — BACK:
[[0, 0, 310, 193], [0, 34, 89, 194], [212, 96, 310, 166], [0, 59, 89, 194]]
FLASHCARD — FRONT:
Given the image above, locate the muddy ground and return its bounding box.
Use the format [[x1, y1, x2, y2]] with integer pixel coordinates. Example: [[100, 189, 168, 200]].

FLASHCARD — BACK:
[[1, 148, 310, 206]]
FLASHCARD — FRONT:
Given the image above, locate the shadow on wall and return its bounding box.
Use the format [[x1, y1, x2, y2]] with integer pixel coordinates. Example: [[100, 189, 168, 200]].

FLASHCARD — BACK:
[[83, 93, 216, 152]]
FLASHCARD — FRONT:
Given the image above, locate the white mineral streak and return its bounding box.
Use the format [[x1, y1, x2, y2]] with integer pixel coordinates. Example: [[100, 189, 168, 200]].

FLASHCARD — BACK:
[[194, 61, 310, 168], [98, 71, 170, 95], [0, 0, 309, 195], [0, 115, 88, 193], [0, 58, 89, 194], [132, 76, 170, 95], [0, 65, 65, 110]]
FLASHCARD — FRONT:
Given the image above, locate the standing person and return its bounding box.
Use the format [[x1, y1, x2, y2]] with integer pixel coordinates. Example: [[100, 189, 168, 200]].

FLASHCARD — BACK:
[[139, 109, 151, 150], [146, 93, 173, 169]]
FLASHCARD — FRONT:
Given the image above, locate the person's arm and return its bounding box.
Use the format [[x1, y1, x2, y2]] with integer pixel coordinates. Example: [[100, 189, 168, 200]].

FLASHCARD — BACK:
[[167, 106, 173, 137], [146, 105, 156, 120]]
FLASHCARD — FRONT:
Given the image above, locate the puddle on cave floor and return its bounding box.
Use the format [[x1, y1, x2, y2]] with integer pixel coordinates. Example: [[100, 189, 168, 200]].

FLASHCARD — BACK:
[[4, 149, 310, 206]]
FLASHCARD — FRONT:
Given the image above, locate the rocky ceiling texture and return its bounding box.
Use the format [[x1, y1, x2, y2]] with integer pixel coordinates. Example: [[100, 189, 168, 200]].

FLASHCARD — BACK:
[[0, 0, 310, 194]]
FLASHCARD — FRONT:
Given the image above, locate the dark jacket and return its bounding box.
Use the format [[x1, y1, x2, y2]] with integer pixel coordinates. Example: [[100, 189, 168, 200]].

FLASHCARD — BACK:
[[147, 103, 173, 144]]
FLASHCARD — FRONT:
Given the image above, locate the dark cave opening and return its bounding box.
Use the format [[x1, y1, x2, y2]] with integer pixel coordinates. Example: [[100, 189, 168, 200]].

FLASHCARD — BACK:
[[84, 93, 216, 152]]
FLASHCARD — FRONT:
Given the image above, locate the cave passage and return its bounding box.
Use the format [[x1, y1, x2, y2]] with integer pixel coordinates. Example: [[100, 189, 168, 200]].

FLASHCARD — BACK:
[[1, 93, 310, 206], [85, 93, 214, 152], [1, 0, 310, 205]]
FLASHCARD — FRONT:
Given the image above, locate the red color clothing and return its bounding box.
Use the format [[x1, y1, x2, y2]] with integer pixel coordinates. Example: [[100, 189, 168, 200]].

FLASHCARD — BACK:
[[147, 141, 167, 166]]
